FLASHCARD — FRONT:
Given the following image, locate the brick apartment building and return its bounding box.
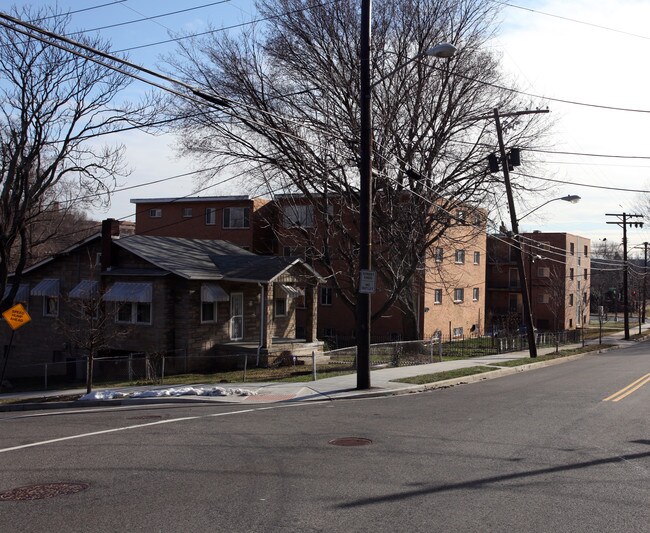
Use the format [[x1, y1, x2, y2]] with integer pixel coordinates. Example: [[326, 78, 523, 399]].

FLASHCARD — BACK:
[[486, 232, 591, 332], [132, 194, 487, 343]]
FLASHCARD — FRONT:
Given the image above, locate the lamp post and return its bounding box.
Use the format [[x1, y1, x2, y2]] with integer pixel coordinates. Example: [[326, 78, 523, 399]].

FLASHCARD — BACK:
[[358, 0, 455, 389], [518, 195, 581, 221]]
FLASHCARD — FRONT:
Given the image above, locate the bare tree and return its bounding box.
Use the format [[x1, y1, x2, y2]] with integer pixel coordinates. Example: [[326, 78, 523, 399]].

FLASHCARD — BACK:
[[165, 0, 549, 337], [0, 5, 149, 311]]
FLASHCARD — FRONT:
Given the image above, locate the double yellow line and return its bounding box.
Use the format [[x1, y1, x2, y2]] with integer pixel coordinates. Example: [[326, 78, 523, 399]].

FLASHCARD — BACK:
[[603, 373, 650, 402]]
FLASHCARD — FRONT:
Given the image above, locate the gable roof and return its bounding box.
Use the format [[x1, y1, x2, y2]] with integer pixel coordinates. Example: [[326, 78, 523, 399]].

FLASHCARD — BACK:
[[113, 235, 253, 280], [112, 235, 322, 283]]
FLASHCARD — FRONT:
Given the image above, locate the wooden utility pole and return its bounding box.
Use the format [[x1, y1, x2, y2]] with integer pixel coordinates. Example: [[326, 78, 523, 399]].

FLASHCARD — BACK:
[[606, 213, 644, 340]]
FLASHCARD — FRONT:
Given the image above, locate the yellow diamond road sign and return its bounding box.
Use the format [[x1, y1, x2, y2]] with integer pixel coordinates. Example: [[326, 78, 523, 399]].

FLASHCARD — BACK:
[[2, 303, 31, 330]]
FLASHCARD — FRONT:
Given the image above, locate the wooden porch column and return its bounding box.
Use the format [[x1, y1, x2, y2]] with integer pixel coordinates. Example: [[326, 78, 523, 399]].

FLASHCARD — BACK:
[[304, 284, 318, 342], [261, 283, 273, 349]]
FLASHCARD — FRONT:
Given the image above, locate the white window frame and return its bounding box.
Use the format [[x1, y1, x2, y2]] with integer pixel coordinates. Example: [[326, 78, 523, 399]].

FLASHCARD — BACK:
[[473, 251, 480, 265], [223, 207, 250, 229], [453, 327, 464, 338], [205, 208, 217, 225], [434, 247, 443, 263], [434, 289, 442, 304], [182, 207, 193, 218], [453, 288, 464, 303], [274, 296, 287, 317], [283, 205, 314, 228], [473, 287, 479, 301], [43, 296, 59, 317], [149, 208, 162, 218], [454, 249, 465, 264], [320, 287, 333, 306], [116, 302, 152, 325]]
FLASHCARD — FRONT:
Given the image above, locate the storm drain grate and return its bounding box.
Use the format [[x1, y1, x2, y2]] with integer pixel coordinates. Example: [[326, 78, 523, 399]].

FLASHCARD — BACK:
[[0, 482, 89, 501], [329, 437, 372, 446]]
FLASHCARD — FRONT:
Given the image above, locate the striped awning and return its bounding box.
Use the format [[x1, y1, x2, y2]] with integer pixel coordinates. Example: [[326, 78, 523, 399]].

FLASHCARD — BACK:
[[31, 279, 60, 297], [201, 283, 229, 302], [277, 283, 304, 298], [3, 283, 30, 302], [69, 280, 100, 299], [103, 282, 152, 303]]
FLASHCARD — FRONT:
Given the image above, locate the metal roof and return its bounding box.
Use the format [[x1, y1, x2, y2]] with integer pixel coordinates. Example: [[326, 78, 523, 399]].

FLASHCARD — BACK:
[[3, 283, 30, 302], [103, 282, 152, 303], [69, 280, 99, 299], [31, 279, 60, 297], [201, 283, 230, 302]]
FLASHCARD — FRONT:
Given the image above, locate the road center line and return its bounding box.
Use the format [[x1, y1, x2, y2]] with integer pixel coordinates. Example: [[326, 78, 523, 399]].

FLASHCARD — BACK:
[[603, 373, 650, 402], [0, 404, 288, 454]]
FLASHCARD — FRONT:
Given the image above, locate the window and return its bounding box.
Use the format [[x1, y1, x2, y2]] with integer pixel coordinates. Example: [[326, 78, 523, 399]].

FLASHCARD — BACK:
[[117, 302, 151, 324], [223, 207, 250, 228], [540, 241, 550, 251], [569, 268, 574, 281], [473, 251, 480, 265], [434, 247, 443, 263], [205, 208, 217, 225], [454, 250, 465, 264], [453, 288, 464, 302], [538, 267, 550, 277], [44, 296, 59, 317], [569, 294, 574, 306], [509, 268, 520, 288], [434, 289, 442, 304], [283, 246, 304, 258], [149, 208, 161, 218], [584, 245, 588, 257], [274, 297, 287, 317], [320, 287, 333, 306], [201, 301, 217, 323], [578, 256, 581, 266], [473, 214, 482, 226], [456, 210, 465, 223], [538, 293, 550, 304], [583, 293, 587, 304], [453, 327, 464, 338], [570, 242, 575, 255], [283, 205, 314, 228], [584, 268, 588, 280], [473, 288, 479, 301], [182, 207, 193, 218]]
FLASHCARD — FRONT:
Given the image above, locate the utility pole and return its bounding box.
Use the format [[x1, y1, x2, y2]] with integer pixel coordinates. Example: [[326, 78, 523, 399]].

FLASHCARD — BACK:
[[643, 242, 648, 324], [492, 108, 549, 357], [606, 213, 644, 340]]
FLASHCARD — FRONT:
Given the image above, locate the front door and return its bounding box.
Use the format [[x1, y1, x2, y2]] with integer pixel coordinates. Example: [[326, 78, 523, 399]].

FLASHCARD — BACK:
[[230, 292, 244, 340]]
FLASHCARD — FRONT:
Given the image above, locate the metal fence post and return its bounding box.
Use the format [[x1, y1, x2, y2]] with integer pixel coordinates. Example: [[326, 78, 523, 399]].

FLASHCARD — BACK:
[[312, 350, 317, 381], [438, 336, 443, 362]]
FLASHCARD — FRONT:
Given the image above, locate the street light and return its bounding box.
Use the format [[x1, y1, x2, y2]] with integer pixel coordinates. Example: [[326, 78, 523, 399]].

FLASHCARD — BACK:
[[358, 0, 456, 389], [518, 195, 581, 221]]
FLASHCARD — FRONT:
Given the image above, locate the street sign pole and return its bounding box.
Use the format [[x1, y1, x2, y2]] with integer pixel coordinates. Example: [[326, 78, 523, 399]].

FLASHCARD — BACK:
[[0, 330, 15, 394]]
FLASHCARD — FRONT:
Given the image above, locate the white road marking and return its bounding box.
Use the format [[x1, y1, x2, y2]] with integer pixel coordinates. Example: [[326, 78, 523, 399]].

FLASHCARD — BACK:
[[0, 405, 291, 454]]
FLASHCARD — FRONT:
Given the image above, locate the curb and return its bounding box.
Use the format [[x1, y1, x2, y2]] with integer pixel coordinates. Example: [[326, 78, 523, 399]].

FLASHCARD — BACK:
[[0, 340, 634, 412]]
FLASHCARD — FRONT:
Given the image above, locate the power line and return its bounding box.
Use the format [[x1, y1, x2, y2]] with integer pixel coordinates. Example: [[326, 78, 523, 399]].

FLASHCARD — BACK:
[[32, 1, 128, 22], [514, 171, 650, 194], [494, 0, 650, 42], [67, 1, 232, 36]]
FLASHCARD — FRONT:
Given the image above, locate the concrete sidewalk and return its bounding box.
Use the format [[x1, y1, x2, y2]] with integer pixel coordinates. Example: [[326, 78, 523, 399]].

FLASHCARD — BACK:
[[1, 325, 647, 411]]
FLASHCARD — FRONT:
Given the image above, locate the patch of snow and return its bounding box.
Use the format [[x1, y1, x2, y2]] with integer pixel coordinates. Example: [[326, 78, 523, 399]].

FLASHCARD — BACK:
[[79, 386, 257, 401]]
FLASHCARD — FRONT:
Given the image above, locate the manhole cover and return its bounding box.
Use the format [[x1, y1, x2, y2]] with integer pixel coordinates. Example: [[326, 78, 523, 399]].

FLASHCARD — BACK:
[[0, 482, 89, 501], [127, 415, 163, 420], [329, 437, 372, 446]]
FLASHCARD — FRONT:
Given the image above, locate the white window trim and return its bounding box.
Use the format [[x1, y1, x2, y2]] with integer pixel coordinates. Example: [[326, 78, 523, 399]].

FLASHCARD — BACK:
[[454, 250, 465, 264], [116, 302, 152, 325], [433, 289, 442, 305], [473, 251, 480, 265], [43, 296, 59, 317], [149, 208, 162, 218], [453, 288, 464, 303], [472, 288, 479, 301], [223, 207, 250, 229], [205, 208, 217, 225]]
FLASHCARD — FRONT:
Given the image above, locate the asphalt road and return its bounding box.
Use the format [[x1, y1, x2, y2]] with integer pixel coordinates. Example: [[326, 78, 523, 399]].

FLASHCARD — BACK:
[[1, 343, 648, 532]]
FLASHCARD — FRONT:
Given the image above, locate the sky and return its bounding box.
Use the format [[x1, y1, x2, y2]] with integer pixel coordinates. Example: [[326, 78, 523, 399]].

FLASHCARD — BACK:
[[3, 0, 650, 255]]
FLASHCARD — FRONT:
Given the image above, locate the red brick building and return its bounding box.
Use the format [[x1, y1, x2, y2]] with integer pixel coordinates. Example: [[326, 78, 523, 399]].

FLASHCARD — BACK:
[[486, 232, 591, 332]]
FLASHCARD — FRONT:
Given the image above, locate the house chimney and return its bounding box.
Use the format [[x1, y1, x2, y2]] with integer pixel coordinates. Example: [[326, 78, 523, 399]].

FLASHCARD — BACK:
[[101, 218, 120, 271]]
